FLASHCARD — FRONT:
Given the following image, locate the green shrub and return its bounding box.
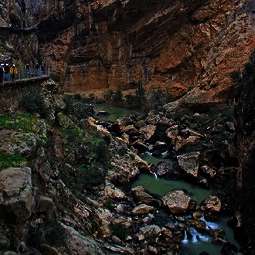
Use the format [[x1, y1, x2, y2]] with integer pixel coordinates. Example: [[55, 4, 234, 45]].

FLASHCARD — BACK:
[[104, 90, 114, 101], [104, 198, 114, 210], [64, 95, 95, 119], [112, 89, 124, 105], [0, 113, 36, 132], [110, 224, 129, 240], [78, 164, 105, 187], [0, 153, 27, 169], [61, 127, 84, 144], [20, 89, 49, 117]]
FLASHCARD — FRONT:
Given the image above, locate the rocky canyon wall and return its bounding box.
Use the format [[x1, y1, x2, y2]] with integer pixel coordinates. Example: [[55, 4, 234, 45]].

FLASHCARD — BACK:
[[36, 0, 255, 103], [1, 0, 255, 104], [234, 51, 255, 255]]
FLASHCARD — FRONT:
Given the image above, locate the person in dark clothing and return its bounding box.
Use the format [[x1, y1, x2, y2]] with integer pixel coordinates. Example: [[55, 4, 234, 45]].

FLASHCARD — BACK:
[[0, 64, 4, 85], [25, 64, 30, 78], [35, 63, 41, 76], [10, 64, 17, 81], [41, 64, 45, 75], [4, 64, 10, 81]]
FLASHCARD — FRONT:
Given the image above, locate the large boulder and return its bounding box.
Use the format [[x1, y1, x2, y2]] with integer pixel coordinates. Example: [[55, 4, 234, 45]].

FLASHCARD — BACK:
[[139, 225, 161, 239], [0, 167, 33, 222], [132, 204, 154, 215], [104, 185, 126, 200], [155, 160, 175, 177], [37, 196, 55, 217], [61, 224, 106, 255], [108, 152, 148, 184], [177, 152, 200, 177], [140, 125, 156, 141], [162, 190, 191, 215], [132, 186, 156, 205], [202, 196, 221, 213]]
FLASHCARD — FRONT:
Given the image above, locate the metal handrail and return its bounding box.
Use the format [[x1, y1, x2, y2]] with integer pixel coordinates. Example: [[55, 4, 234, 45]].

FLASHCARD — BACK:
[[1, 66, 50, 85]]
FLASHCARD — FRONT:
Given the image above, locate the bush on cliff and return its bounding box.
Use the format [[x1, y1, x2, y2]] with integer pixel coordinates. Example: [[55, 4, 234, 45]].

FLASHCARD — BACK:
[[20, 89, 49, 117], [64, 95, 95, 120], [0, 113, 36, 132], [60, 121, 111, 193], [0, 153, 27, 170]]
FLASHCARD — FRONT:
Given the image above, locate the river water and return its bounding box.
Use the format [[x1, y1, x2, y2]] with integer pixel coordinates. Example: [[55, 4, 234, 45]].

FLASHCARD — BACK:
[[133, 173, 239, 255]]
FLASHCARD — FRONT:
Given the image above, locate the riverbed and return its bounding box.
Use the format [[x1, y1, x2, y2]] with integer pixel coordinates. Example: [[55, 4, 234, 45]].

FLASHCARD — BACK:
[[95, 103, 240, 255], [132, 173, 239, 255]]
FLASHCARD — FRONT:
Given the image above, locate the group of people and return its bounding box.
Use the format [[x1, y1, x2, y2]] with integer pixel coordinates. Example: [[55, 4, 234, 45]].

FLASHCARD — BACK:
[[0, 64, 18, 83], [25, 63, 46, 78], [0, 63, 47, 84]]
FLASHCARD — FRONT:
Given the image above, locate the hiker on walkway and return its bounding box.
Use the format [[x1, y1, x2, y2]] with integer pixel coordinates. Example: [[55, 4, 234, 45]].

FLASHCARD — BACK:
[[25, 64, 30, 78], [10, 64, 17, 81], [41, 63, 47, 75], [35, 63, 42, 76], [0, 64, 4, 85], [4, 64, 10, 81]]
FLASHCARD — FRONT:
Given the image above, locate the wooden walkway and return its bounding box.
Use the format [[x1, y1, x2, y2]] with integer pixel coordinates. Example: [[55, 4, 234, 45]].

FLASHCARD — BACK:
[[1, 75, 49, 88], [0, 25, 38, 35]]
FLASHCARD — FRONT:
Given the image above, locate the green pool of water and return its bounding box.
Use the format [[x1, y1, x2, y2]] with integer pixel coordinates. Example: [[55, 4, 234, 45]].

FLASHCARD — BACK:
[[132, 174, 211, 204], [141, 153, 163, 165], [95, 104, 137, 122], [132, 174, 239, 255]]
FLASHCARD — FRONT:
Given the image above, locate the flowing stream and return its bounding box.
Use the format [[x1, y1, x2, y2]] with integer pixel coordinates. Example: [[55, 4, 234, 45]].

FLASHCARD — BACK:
[[132, 153, 240, 255]]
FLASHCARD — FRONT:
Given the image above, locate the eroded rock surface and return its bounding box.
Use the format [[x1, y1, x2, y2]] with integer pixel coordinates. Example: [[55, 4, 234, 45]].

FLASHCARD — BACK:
[[0, 167, 33, 222], [162, 190, 191, 215]]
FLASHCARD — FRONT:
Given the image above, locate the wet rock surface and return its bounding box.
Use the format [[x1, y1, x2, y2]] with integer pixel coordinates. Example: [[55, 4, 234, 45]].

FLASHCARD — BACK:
[[0, 167, 33, 222], [177, 152, 200, 177], [162, 190, 191, 215]]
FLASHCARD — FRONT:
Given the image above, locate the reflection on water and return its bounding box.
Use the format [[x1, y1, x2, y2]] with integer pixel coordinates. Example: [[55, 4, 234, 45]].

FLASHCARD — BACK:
[[202, 216, 220, 230], [95, 104, 137, 122], [132, 174, 212, 204], [141, 152, 163, 165]]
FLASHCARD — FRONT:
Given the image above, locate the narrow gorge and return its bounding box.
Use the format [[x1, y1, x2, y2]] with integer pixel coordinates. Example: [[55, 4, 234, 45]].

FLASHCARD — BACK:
[[0, 1, 254, 255]]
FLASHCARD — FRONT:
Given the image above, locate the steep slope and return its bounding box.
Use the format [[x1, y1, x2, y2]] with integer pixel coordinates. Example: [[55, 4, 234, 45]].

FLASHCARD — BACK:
[[234, 52, 255, 255]]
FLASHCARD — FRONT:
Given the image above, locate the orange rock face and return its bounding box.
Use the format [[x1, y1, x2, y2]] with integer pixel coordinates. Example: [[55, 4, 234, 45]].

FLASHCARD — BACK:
[[38, 0, 255, 102]]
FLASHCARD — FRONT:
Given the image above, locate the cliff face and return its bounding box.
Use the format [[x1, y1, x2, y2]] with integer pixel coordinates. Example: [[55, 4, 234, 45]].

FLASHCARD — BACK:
[[1, 0, 255, 103], [35, 0, 255, 102], [234, 52, 255, 254]]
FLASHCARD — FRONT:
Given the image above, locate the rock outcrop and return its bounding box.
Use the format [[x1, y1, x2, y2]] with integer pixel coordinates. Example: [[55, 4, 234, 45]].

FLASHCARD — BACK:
[[0, 167, 33, 222], [38, 0, 255, 104], [162, 190, 191, 215], [235, 51, 255, 254]]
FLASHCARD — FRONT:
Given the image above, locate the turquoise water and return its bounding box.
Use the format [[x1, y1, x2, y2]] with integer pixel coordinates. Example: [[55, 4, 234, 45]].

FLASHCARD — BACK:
[[141, 153, 163, 166], [95, 104, 137, 122], [132, 174, 211, 204], [132, 174, 239, 255]]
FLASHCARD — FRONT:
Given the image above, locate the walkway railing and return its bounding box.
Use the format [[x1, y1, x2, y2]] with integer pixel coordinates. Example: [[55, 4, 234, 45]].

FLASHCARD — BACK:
[[1, 66, 51, 86]]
